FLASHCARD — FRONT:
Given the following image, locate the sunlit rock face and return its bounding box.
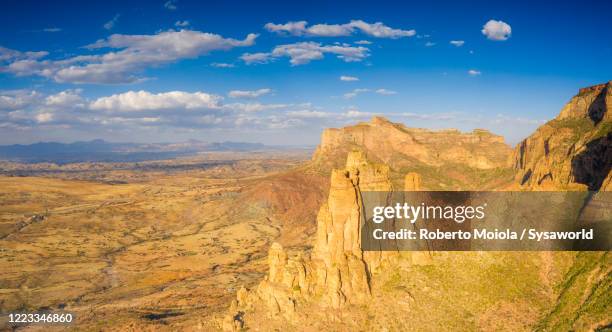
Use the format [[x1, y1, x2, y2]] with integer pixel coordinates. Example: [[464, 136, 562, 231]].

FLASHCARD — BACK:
[[313, 116, 512, 172], [513, 81, 611, 191], [222, 151, 399, 330]]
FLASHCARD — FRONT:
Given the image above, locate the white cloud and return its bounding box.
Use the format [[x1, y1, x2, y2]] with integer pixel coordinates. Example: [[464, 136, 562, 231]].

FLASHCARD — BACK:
[[375, 88, 397, 95], [342, 107, 374, 118], [0, 90, 41, 110], [425, 41, 436, 47], [43, 27, 62, 32], [344, 88, 396, 98], [211, 62, 235, 68], [0, 89, 333, 136], [228, 88, 272, 98], [175, 20, 190, 27], [164, 0, 177, 10], [243, 42, 369, 66], [343, 88, 370, 99], [104, 14, 120, 30], [45, 89, 85, 107], [340, 75, 359, 81], [2, 30, 258, 84], [240, 52, 273, 65], [482, 20, 512, 41], [264, 21, 309, 36], [349, 20, 416, 38], [0, 46, 48, 62], [468, 69, 481, 76], [264, 20, 416, 39], [286, 110, 331, 118], [35, 112, 53, 123], [450, 40, 465, 47], [89, 90, 223, 111], [354, 40, 372, 45], [224, 102, 288, 112]]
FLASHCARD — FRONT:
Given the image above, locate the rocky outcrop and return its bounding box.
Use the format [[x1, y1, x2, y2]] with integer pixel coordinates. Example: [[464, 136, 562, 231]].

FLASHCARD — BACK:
[[222, 151, 396, 330], [513, 81, 612, 190], [313, 116, 512, 172]]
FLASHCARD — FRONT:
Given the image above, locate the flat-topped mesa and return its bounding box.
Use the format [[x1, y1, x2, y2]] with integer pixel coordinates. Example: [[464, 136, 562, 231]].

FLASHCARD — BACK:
[[513, 81, 611, 190], [313, 116, 511, 171], [558, 81, 611, 121]]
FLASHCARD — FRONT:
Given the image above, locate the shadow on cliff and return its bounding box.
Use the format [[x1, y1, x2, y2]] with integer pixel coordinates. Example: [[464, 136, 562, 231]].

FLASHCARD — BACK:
[[587, 85, 608, 124], [571, 132, 611, 191]]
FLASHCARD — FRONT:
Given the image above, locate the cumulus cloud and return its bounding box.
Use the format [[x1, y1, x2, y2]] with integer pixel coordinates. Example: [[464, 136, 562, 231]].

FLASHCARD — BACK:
[[242, 42, 369, 65], [354, 40, 372, 45], [104, 14, 120, 30], [1, 30, 258, 84], [468, 69, 481, 76], [264, 20, 416, 39], [35, 112, 53, 123], [0, 90, 42, 110], [45, 89, 85, 107], [0, 89, 88, 127], [340, 75, 359, 81], [228, 88, 272, 98], [450, 40, 465, 47], [481, 20, 512, 41], [0, 88, 338, 136], [175, 20, 190, 27], [425, 41, 436, 47], [89, 90, 223, 111]]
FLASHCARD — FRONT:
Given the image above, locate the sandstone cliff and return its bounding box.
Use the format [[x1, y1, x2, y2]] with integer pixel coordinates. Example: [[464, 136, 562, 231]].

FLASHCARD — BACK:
[[221, 83, 611, 331], [312, 116, 514, 190], [513, 81, 612, 190], [223, 151, 397, 330], [313, 116, 511, 170]]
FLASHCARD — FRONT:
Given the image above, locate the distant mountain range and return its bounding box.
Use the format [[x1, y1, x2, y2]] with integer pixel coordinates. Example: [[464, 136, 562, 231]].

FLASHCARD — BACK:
[[0, 139, 294, 163]]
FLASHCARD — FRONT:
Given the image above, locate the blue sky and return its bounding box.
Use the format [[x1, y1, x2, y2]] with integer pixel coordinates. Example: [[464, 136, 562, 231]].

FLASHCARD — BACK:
[[0, 0, 611, 145]]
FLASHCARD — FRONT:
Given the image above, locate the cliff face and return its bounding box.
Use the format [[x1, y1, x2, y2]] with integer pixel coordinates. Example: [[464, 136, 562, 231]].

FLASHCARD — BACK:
[[513, 81, 612, 190], [223, 151, 397, 330], [221, 83, 612, 331], [313, 116, 511, 171]]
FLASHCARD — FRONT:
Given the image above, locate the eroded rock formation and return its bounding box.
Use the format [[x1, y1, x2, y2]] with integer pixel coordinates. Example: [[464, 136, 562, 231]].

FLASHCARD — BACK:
[[513, 81, 612, 190], [222, 151, 396, 330]]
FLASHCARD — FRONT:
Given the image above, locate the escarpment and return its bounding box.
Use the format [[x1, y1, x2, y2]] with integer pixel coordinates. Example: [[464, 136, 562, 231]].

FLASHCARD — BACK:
[[313, 116, 512, 173], [514, 81, 612, 190], [221, 82, 611, 331]]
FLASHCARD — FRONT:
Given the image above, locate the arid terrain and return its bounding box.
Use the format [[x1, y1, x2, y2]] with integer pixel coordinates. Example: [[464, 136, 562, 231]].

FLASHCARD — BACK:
[[0, 151, 330, 330], [0, 82, 611, 331]]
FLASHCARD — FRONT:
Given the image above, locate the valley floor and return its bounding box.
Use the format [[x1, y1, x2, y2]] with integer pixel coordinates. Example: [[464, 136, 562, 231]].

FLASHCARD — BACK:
[[0, 153, 310, 331]]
